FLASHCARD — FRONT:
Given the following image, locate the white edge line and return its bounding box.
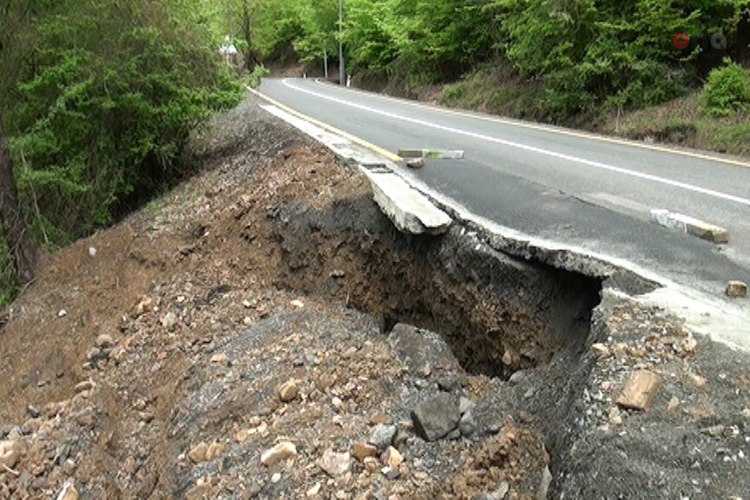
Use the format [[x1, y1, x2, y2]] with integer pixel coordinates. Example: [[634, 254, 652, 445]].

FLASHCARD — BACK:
[[282, 79, 750, 208]]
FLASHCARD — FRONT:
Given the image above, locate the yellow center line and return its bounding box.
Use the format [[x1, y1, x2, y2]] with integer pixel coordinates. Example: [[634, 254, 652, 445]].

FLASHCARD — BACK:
[[247, 86, 402, 163]]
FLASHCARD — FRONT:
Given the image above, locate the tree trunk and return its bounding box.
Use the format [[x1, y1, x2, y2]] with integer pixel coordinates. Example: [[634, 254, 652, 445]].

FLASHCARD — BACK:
[[0, 114, 39, 284], [241, 0, 258, 71], [736, 9, 750, 66]]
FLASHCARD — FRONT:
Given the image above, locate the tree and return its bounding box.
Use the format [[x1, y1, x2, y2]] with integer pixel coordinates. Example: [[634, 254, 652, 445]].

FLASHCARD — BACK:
[[0, 114, 39, 284]]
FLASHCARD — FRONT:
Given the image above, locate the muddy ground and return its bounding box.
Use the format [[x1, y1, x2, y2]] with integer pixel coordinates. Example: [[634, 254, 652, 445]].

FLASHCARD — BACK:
[[1, 95, 749, 499]]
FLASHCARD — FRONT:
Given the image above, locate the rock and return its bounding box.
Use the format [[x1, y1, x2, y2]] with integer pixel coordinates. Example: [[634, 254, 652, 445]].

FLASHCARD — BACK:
[[608, 406, 623, 426], [411, 394, 461, 441], [475, 482, 510, 500], [459, 410, 477, 436], [205, 441, 226, 461], [437, 376, 460, 392], [0, 440, 20, 468], [26, 405, 40, 419], [388, 323, 459, 374], [161, 312, 178, 329], [368, 424, 397, 449], [306, 482, 322, 497], [261, 442, 297, 466], [406, 158, 425, 169], [277, 379, 300, 403], [88, 246, 97, 257], [459, 397, 476, 415], [381, 446, 404, 468], [701, 425, 725, 437], [363, 457, 380, 473], [382, 465, 401, 479], [210, 353, 228, 365], [616, 370, 662, 411], [188, 442, 209, 464], [369, 413, 392, 426], [290, 299, 305, 308], [352, 442, 379, 461], [726, 281, 748, 298], [536, 466, 552, 500], [318, 449, 351, 477], [95, 334, 114, 348], [56, 480, 79, 500], [688, 372, 707, 389], [508, 370, 527, 385], [133, 296, 153, 317], [74, 381, 93, 394], [58, 309, 68, 318], [271, 472, 282, 483], [591, 343, 610, 358], [667, 396, 680, 412]]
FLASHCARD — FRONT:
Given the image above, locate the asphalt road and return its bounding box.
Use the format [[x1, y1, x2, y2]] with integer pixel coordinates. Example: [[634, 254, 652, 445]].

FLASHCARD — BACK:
[[259, 78, 750, 297]]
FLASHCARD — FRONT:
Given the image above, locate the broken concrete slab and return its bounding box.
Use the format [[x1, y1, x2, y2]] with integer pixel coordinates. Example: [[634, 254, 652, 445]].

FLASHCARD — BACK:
[[616, 370, 662, 411], [398, 148, 465, 160], [649, 209, 730, 244], [362, 169, 452, 235]]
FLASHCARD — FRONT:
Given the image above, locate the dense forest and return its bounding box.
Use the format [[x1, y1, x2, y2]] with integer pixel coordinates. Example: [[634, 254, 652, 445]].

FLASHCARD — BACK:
[[2, 0, 750, 307]]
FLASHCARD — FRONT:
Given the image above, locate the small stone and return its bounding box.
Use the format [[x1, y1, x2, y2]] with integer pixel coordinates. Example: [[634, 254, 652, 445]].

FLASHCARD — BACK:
[[88, 246, 97, 257], [188, 442, 209, 464], [437, 376, 459, 392], [57, 480, 79, 500], [291, 299, 305, 308], [95, 334, 114, 349], [406, 158, 425, 169], [242, 300, 252, 308], [591, 343, 610, 358], [277, 379, 300, 403], [306, 482, 322, 497], [271, 472, 282, 483], [480, 481, 509, 500], [86, 347, 102, 361], [205, 441, 226, 461], [161, 312, 178, 329], [363, 457, 380, 473], [382, 465, 401, 479], [210, 353, 228, 365], [689, 372, 707, 389], [608, 406, 623, 426], [58, 309, 68, 318], [667, 396, 680, 412], [411, 394, 461, 441], [329, 269, 345, 278], [368, 424, 397, 449], [459, 410, 477, 436], [261, 442, 297, 466], [26, 405, 40, 419], [726, 281, 748, 298], [508, 370, 527, 385], [381, 446, 404, 468], [742, 407, 750, 419], [701, 425, 725, 437], [133, 296, 153, 317], [243, 317, 253, 326], [0, 440, 20, 468], [459, 397, 476, 415], [318, 449, 351, 477], [352, 442, 379, 461]]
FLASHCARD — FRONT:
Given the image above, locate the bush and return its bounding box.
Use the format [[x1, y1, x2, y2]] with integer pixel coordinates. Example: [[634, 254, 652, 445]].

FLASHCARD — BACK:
[[6, 0, 243, 243], [0, 228, 17, 308], [702, 62, 750, 117], [248, 65, 271, 89]]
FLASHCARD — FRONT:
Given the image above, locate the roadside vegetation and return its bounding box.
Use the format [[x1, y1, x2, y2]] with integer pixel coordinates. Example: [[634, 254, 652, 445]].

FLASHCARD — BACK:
[[244, 0, 750, 151], [0, 0, 249, 306]]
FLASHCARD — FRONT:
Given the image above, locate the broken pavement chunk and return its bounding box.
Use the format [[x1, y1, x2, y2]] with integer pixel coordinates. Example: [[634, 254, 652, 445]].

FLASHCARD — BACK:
[[616, 370, 662, 411]]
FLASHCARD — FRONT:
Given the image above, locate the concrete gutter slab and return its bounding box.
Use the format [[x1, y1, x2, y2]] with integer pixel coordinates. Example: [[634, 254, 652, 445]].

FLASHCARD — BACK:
[[362, 169, 452, 235], [650, 209, 730, 244]]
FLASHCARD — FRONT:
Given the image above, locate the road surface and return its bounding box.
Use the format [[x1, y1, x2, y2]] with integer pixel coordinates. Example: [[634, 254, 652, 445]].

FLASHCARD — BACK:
[[259, 78, 750, 299]]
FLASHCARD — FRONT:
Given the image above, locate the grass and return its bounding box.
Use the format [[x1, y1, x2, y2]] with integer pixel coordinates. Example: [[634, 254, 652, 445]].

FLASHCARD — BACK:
[[599, 92, 750, 157]]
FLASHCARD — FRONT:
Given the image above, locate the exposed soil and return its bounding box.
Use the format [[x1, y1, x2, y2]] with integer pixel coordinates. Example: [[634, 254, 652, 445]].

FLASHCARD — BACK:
[[1, 95, 749, 499]]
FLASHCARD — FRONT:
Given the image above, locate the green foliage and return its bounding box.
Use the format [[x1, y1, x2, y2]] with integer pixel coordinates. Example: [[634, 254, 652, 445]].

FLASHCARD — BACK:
[[702, 61, 750, 116], [248, 65, 271, 89], [0, 227, 17, 308], [3, 0, 243, 243]]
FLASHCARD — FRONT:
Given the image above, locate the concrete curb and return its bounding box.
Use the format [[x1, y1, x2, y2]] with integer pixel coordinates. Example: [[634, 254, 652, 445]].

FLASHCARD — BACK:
[[398, 149, 464, 160], [649, 209, 730, 244], [362, 168, 452, 235]]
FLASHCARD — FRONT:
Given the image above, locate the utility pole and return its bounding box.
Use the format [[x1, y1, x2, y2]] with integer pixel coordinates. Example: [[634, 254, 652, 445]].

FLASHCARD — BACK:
[[338, 0, 345, 85], [324, 47, 329, 79]]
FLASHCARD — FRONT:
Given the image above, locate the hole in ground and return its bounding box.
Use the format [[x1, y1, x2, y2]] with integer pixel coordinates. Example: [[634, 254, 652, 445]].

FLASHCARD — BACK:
[[269, 194, 602, 379]]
